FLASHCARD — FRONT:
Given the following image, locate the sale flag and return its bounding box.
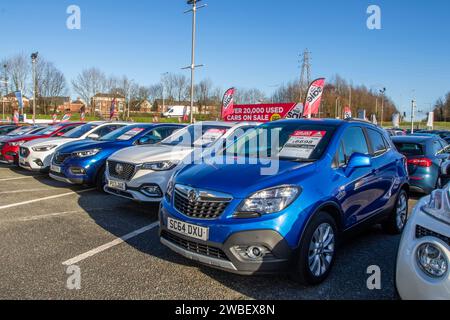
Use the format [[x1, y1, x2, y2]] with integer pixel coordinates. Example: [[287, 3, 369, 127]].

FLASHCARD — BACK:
[[13, 110, 19, 124], [52, 113, 58, 124], [221, 88, 236, 120], [182, 106, 189, 122], [344, 106, 352, 119], [14, 91, 24, 111], [61, 113, 71, 122], [110, 97, 117, 120], [303, 78, 326, 118]]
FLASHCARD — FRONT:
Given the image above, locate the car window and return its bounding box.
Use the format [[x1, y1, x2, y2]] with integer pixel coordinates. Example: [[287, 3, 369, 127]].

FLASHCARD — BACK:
[[341, 127, 369, 162], [58, 125, 79, 135], [152, 127, 180, 140], [336, 142, 346, 167], [432, 140, 442, 155], [394, 142, 424, 156], [63, 123, 98, 138], [367, 128, 388, 156], [94, 125, 125, 137]]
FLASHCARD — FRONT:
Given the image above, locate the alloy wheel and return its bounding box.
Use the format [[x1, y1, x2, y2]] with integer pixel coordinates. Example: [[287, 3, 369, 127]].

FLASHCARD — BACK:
[[308, 223, 335, 277], [396, 193, 408, 230]]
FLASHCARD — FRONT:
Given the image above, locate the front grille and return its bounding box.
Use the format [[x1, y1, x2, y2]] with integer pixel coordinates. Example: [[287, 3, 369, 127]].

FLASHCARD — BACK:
[[20, 147, 30, 158], [174, 187, 231, 219], [416, 225, 450, 246], [53, 153, 71, 165], [107, 161, 136, 181], [161, 230, 229, 261]]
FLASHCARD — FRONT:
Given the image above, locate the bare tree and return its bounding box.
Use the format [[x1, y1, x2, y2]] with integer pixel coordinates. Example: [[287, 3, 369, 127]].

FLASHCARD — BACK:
[[36, 58, 68, 113], [234, 88, 267, 104], [2, 54, 30, 94], [71, 68, 107, 111], [195, 78, 213, 113]]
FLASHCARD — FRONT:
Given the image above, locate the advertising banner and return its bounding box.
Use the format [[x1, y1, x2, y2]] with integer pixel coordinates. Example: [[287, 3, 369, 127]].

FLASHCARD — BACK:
[[110, 98, 117, 120], [392, 113, 401, 128], [427, 112, 434, 129], [303, 78, 326, 118], [222, 103, 304, 123], [14, 91, 24, 111], [13, 110, 19, 124]]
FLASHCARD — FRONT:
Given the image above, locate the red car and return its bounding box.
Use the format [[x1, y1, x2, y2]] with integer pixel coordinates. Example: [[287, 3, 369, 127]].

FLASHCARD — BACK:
[[0, 123, 83, 165]]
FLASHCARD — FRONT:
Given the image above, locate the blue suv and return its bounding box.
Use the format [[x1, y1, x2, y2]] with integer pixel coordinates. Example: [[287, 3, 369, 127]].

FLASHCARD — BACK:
[[159, 119, 409, 285], [50, 123, 184, 190]]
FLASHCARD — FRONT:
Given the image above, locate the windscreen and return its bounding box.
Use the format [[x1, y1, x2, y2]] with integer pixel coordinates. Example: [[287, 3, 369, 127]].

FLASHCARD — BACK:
[[63, 123, 98, 138]]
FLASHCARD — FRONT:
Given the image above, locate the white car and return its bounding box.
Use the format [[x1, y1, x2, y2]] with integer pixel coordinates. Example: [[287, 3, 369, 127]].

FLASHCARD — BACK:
[[19, 121, 128, 172], [104, 121, 259, 202], [396, 186, 450, 300]]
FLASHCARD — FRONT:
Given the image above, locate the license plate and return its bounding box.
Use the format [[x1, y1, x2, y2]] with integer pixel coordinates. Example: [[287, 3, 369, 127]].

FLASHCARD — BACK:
[[108, 179, 126, 191], [168, 217, 209, 241], [51, 165, 61, 173]]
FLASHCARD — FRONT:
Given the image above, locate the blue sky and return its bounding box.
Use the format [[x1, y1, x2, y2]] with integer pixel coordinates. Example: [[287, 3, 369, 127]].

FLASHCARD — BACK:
[[0, 0, 449, 116]]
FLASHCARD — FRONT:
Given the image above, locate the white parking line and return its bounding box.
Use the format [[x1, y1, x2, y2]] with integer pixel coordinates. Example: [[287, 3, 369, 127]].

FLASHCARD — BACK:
[[0, 188, 95, 210], [0, 188, 54, 195], [0, 176, 44, 182], [62, 222, 159, 266]]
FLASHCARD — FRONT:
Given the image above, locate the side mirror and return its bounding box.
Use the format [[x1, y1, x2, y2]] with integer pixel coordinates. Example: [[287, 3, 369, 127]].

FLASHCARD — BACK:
[[345, 153, 372, 176], [138, 136, 161, 145], [87, 133, 100, 140]]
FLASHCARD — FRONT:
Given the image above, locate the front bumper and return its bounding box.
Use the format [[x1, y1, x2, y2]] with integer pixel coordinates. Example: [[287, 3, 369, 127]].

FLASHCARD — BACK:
[[396, 198, 450, 300], [104, 169, 172, 203], [49, 158, 101, 185], [19, 148, 53, 172], [159, 204, 295, 275], [0, 146, 19, 164]]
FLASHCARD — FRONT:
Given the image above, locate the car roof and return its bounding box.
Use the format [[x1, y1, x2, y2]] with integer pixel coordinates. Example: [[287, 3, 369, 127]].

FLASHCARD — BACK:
[[392, 136, 435, 143]]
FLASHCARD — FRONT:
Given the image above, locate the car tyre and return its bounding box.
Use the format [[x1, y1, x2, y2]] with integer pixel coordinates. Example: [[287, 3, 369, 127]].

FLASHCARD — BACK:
[[382, 189, 408, 235], [96, 165, 106, 192], [291, 211, 338, 285]]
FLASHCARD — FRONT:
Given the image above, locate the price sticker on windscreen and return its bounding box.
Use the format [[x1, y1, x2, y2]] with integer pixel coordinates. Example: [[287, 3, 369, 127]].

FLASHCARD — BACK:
[[117, 128, 145, 141], [194, 128, 227, 146], [279, 130, 326, 159]]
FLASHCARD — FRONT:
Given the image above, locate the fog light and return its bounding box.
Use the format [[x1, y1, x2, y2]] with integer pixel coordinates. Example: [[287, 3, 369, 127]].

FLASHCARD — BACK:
[[140, 185, 163, 197], [70, 167, 86, 175], [232, 245, 271, 261], [417, 243, 448, 278], [34, 160, 44, 167]]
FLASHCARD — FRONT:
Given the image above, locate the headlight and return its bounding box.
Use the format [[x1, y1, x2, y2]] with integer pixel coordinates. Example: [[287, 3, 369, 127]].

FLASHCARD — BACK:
[[166, 175, 175, 200], [417, 243, 448, 278], [72, 149, 101, 158], [32, 145, 57, 152], [422, 187, 450, 225], [237, 186, 301, 216], [142, 161, 178, 171], [9, 141, 25, 147]]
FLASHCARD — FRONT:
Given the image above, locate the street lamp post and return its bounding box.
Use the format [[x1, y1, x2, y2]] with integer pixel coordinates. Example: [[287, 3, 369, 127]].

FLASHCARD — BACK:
[[31, 52, 39, 124], [183, 0, 206, 124], [161, 72, 169, 113], [379, 88, 386, 128], [1, 64, 7, 121], [411, 99, 416, 134]]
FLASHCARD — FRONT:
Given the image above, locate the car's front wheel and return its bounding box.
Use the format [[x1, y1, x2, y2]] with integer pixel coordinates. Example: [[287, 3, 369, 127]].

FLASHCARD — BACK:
[[292, 211, 338, 285]]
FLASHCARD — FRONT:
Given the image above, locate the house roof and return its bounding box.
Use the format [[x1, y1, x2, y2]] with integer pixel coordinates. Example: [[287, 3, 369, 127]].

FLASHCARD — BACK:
[[93, 93, 126, 99]]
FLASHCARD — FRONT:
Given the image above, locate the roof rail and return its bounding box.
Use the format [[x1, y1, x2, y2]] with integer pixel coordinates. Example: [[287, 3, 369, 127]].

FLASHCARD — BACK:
[[344, 118, 372, 124]]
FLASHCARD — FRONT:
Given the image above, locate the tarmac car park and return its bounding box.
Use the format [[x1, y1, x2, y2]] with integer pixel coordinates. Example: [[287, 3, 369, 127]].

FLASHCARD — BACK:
[[0, 119, 448, 300]]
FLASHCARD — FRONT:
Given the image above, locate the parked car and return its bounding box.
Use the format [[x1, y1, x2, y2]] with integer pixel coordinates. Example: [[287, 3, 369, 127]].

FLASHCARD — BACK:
[[392, 136, 450, 194], [396, 185, 450, 300], [105, 121, 258, 202], [49, 123, 184, 190], [1, 122, 84, 165], [0, 126, 50, 164], [163, 106, 189, 118], [0, 125, 19, 136], [159, 119, 409, 285], [386, 128, 406, 137], [19, 122, 127, 172]]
